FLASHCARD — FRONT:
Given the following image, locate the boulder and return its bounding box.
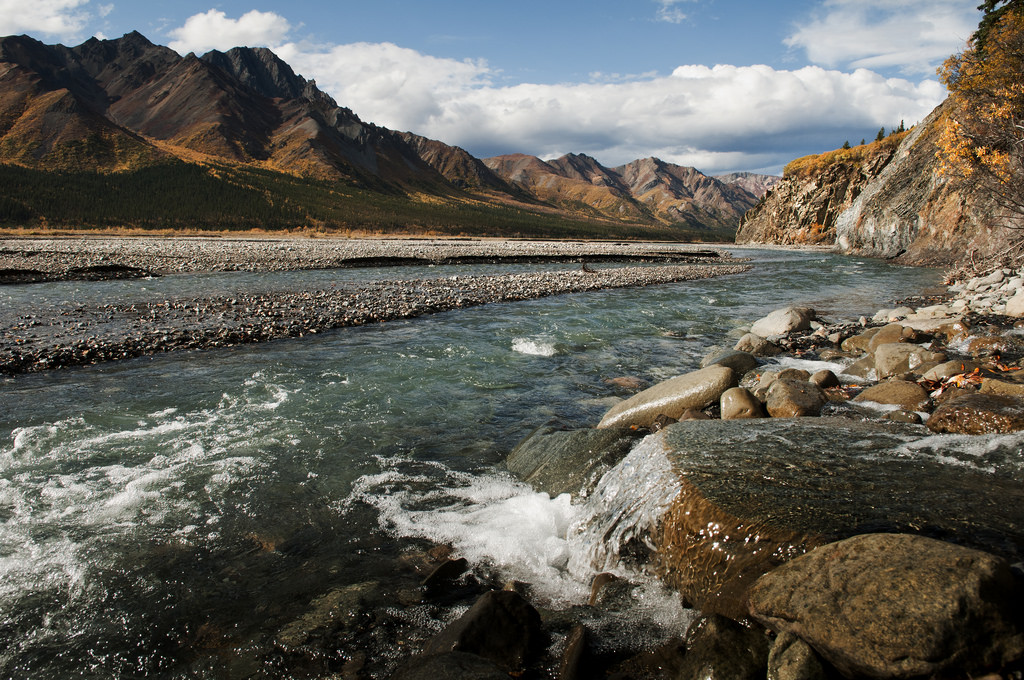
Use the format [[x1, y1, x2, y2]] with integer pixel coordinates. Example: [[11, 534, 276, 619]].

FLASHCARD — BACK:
[[505, 424, 641, 498], [645, 419, 1024, 618], [750, 307, 815, 338], [866, 323, 918, 353], [1006, 294, 1024, 317], [748, 533, 1024, 679], [853, 380, 931, 412], [923, 359, 983, 382], [701, 348, 758, 375], [597, 365, 736, 429], [422, 590, 543, 672], [758, 368, 810, 391], [676, 614, 769, 680], [840, 355, 875, 380], [765, 379, 826, 417], [735, 332, 782, 357], [841, 327, 880, 354], [767, 632, 826, 680], [720, 387, 765, 420], [873, 343, 946, 379], [808, 370, 839, 389], [981, 377, 1024, 397], [927, 393, 1024, 434]]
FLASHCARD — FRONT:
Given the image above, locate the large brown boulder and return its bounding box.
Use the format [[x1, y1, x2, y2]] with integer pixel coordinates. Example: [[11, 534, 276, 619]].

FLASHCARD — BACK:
[[748, 533, 1024, 679], [873, 343, 946, 378], [927, 392, 1024, 434], [597, 365, 736, 429], [765, 379, 826, 417], [645, 419, 1024, 619], [853, 379, 931, 412]]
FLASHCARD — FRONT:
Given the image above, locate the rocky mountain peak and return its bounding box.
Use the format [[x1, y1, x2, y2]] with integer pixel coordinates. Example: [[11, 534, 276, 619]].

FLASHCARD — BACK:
[[201, 47, 336, 109]]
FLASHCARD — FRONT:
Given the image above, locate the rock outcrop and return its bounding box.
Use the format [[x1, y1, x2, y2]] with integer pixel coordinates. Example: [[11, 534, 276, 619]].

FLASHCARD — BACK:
[[736, 102, 1008, 266]]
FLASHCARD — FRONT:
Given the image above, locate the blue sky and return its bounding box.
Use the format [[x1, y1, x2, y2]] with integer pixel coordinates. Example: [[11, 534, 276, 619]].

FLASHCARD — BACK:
[[0, 1, 982, 175]]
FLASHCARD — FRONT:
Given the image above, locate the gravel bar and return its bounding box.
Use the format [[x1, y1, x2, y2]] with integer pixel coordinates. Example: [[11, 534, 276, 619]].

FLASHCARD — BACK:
[[0, 236, 729, 283], [1, 262, 751, 375]]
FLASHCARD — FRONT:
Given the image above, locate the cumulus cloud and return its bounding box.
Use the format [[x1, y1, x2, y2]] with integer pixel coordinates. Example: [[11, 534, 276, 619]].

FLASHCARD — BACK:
[[167, 9, 292, 55], [279, 39, 944, 173], [0, 0, 90, 38], [785, 0, 979, 74]]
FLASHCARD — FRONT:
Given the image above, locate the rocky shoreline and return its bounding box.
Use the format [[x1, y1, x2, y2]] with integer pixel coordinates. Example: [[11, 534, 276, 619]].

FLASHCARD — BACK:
[[0, 237, 748, 375], [396, 266, 1024, 679]]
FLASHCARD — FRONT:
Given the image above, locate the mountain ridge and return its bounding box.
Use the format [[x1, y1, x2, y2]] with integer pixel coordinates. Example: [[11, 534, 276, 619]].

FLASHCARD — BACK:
[[0, 31, 774, 238]]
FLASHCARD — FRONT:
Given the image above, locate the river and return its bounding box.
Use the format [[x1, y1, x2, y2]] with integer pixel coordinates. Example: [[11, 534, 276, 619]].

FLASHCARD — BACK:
[[0, 248, 943, 678]]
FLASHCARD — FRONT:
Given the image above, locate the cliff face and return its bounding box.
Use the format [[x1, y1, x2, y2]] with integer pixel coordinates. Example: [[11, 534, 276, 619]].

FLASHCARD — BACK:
[[736, 102, 1007, 266]]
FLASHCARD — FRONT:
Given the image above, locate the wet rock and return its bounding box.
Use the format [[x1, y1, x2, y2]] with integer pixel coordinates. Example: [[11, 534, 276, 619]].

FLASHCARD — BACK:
[[853, 380, 931, 412], [808, 369, 839, 389], [597, 365, 736, 429], [505, 424, 641, 498], [701, 348, 758, 375], [841, 326, 881, 354], [927, 393, 1024, 434], [649, 419, 1024, 618], [748, 533, 1024, 679], [866, 322, 918, 353], [765, 379, 826, 417], [873, 343, 946, 379], [840, 355, 875, 380], [767, 632, 827, 680], [275, 581, 380, 650], [558, 624, 590, 680], [982, 378, 1024, 397], [422, 590, 543, 673], [750, 307, 815, 338], [923, 359, 983, 381], [757, 368, 811, 391], [735, 332, 782, 357], [422, 557, 469, 591], [676, 614, 769, 680], [390, 651, 509, 680], [720, 387, 765, 420], [605, 376, 648, 390], [678, 408, 710, 421], [886, 410, 923, 424]]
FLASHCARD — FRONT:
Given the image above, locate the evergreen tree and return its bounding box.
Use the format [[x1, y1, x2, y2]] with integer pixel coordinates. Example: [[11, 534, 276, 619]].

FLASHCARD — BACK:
[[842, 140, 851, 150], [876, 127, 886, 142]]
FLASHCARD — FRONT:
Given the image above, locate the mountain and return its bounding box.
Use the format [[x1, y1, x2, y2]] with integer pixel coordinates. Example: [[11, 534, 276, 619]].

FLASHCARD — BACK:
[[735, 102, 1005, 265], [0, 31, 750, 239], [483, 152, 759, 234], [715, 172, 781, 199]]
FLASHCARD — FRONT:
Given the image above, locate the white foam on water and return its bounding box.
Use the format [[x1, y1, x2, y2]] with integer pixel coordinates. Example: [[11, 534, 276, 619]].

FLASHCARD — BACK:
[[350, 436, 691, 633], [769, 355, 850, 376], [512, 337, 558, 357], [894, 430, 1024, 474], [0, 371, 295, 607]]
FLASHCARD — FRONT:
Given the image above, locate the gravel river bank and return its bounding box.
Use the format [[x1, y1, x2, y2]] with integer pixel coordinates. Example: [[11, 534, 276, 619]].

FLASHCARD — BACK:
[[0, 237, 749, 374]]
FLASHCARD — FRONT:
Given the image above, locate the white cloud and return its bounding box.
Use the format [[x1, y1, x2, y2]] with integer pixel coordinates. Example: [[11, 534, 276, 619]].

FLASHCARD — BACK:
[[167, 9, 292, 55], [278, 39, 944, 174], [785, 0, 979, 74], [655, 0, 690, 24], [0, 0, 90, 38]]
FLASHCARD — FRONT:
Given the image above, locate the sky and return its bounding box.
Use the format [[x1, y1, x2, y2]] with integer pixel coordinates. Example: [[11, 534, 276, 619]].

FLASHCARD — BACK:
[[0, 0, 983, 175]]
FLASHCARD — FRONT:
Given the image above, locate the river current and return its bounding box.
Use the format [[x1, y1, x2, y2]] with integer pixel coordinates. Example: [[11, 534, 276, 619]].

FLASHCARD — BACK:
[[0, 248, 944, 678]]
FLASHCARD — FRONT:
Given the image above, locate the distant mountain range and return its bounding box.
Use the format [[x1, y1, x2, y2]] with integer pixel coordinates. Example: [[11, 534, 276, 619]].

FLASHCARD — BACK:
[[0, 31, 777, 238]]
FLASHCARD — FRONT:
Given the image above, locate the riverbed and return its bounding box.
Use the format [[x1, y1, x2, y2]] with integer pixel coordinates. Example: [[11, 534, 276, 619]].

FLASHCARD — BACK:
[[0, 246, 943, 678]]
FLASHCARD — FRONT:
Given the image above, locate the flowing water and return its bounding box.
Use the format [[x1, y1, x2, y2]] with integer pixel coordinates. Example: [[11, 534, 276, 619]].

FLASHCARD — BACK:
[[0, 248, 945, 678]]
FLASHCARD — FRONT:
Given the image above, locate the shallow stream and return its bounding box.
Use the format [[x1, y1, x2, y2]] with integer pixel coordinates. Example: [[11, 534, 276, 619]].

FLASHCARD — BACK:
[[0, 248, 945, 678]]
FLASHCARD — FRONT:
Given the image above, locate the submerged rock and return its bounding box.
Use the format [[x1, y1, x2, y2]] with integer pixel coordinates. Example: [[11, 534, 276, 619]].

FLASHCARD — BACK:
[[927, 393, 1024, 434], [422, 590, 543, 673], [676, 614, 770, 680], [505, 424, 641, 497], [766, 632, 826, 680], [597, 365, 736, 429], [748, 533, 1024, 679], [644, 419, 1024, 618]]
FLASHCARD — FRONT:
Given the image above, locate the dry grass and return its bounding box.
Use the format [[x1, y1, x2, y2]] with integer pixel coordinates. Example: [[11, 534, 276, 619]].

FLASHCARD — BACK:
[[784, 132, 912, 179]]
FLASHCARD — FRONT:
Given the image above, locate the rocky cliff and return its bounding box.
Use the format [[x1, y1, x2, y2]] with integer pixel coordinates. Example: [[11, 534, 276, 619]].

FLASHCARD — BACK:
[[736, 102, 1006, 266]]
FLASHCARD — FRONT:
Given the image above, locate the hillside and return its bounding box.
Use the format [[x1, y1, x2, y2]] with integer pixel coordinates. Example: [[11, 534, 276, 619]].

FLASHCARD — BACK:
[[735, 104, 1006, 266], [0, 32, 754, 240]]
